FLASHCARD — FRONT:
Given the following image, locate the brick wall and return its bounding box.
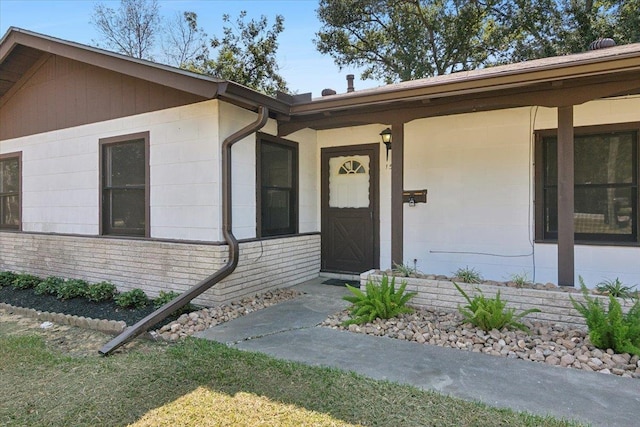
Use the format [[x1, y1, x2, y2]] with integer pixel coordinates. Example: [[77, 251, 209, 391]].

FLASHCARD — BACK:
[[360, 270, 636, 328], [0, 232, 320, 306]]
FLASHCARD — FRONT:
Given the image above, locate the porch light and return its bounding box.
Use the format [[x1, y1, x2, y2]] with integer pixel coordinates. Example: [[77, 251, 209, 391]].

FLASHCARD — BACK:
[[380, 128, 392, 161]]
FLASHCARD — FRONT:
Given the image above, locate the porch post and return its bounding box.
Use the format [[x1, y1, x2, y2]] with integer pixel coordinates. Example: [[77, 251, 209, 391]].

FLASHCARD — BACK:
[[391, 123, 404, 266], [557, 106, 575, 286]]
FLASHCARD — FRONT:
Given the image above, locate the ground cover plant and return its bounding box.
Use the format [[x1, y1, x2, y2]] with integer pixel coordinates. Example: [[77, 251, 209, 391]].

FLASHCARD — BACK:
[[56, 278, 90, 300], [571, 277, 640, 356], [454, 283, 541, 332], [0, 271, 194, 327], [85, 281, 118, 302], [10, 274, 41, 290], [115, 288, 149, 309], [343, 275, 416, 325], [153, 290, 195, 316], [0, 320, 580, 427]]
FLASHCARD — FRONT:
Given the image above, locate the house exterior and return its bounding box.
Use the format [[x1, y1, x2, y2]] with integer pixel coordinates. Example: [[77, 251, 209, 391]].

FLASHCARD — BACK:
[[1, 27, 639, 307]]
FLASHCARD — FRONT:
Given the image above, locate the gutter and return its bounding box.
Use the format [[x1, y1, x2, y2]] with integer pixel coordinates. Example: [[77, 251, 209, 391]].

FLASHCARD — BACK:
[[99, 106, 269, 356]]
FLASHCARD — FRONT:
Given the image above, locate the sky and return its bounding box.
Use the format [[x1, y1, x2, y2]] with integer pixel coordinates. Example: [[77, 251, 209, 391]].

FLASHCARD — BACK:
[[0, 0, 383, 97]]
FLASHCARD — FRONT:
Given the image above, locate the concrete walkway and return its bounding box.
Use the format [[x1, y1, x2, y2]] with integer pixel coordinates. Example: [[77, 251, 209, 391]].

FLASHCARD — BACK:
[[196, 278, 640, 426]]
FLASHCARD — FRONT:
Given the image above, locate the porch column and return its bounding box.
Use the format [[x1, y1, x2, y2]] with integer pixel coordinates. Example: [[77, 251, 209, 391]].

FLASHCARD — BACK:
[[557, 106, 575, 286], [391, 123, 404, 266]]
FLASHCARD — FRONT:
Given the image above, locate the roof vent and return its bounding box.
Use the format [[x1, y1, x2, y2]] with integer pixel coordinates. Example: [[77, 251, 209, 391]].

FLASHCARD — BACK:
[[321, 88, 337, 96], [588, 38, 616, 51], [346, 74, 355, 93]]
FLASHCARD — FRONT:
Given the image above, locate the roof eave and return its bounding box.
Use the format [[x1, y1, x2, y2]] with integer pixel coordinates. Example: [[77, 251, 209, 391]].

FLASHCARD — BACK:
[[290, 47, 640, 116]]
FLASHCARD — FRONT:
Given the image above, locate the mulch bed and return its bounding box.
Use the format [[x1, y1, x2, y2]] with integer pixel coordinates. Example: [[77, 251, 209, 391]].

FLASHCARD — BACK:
[[0, 286, 184, 328]]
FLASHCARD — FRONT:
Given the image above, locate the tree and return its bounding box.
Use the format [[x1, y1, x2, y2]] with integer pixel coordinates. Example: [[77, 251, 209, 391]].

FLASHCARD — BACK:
[[316, 0, 640, 83], [188, 11, 288, 96], [161, 11, 209, 67], [315, 0, 503, 83], [91, 0, 160, 60]]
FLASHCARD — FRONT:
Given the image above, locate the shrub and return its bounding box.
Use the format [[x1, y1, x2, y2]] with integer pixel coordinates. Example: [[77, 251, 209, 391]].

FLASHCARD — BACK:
[[115, 288, 149, 309], [595, 278, 637, 300], [11, 274, 42, 290], [34, 276, 64, 296], [0, 271, 18, 288], [153, 290, 194, 315], [56, 279, 90, 300], [571, 277, 640, 356], [454, 282, 540, 332], [85, 281, 118, 302], [454, 266, 482, 284], [343, 275, 416, 326]]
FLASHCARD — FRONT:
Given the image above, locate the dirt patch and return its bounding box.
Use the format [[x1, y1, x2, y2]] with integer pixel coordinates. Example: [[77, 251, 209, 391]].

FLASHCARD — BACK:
[[0, 309, 162, 357]]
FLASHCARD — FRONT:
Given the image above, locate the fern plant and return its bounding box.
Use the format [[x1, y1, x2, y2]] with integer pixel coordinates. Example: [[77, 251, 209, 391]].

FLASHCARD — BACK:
[[571, 277, 640, 356], [343, 275, 416, 325], [454, 283, 540, 332]]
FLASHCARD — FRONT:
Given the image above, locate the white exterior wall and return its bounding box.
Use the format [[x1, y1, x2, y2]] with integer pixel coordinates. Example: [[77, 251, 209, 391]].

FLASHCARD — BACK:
[[0, 99, 320, 242], [532, 96, 640, 286], [315, 97, 640, 287], [219, 102, 319, 240], [403, 108, 534, 281], [403, 97, 640, 286], [0, 100, 322, 304], [0, 100, 221, 241]]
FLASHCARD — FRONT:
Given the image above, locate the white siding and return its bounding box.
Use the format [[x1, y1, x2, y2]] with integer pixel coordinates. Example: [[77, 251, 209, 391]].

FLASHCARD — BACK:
[[315, 97, 640, 286], [1, 100, 222, 241]]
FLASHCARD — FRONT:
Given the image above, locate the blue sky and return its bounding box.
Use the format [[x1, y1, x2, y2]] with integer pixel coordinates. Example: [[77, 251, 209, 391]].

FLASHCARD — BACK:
[[0, 0, 382, 97]]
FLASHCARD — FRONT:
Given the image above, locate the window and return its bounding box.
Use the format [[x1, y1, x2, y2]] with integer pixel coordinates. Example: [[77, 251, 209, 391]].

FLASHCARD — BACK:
[[100, 133, 149, 237], [0, 152, 21, 230], [536, 123, 638, 243], [257, 133, 298, 237]]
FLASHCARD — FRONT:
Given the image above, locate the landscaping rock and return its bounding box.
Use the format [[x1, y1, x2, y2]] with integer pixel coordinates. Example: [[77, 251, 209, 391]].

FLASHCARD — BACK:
[[321, 306, 639, 379]]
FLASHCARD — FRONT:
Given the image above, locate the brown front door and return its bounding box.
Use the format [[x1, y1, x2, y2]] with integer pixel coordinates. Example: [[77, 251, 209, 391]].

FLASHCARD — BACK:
[[321, 144, 379, 273]]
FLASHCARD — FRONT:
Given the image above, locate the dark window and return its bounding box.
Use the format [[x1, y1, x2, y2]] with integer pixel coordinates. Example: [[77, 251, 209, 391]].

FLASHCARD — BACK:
[[257, 134, 298, 237], [537, 124, 638, 243], [100, 133, 149, 236], [0, 153, 20, 230]]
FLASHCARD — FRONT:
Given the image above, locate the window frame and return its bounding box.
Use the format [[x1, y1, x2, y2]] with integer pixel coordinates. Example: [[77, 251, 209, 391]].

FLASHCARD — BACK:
[[99, 132, 150, 237], [535, 122, 640, 244], [256, 132, 299, 237], [0, 151, 22, 231]]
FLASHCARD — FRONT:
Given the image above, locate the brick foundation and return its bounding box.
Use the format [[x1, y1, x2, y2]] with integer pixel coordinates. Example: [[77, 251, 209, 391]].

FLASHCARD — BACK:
[[0, 232, 320, 306]]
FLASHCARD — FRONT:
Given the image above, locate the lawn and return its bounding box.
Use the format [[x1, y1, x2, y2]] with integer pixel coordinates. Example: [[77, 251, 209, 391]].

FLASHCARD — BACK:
[[0, 320, 581, 427]]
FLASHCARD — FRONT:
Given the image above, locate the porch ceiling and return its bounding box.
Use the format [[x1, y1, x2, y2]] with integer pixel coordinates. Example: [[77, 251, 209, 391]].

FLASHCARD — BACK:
[[279, 43, 640, 136]]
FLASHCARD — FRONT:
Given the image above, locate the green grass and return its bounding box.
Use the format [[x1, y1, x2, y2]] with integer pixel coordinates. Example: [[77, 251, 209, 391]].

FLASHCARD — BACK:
[[0, 329, 581, 427]]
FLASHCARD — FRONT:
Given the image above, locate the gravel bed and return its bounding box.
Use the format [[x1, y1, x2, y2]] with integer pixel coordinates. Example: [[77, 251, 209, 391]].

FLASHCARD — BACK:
[[153, 288, 301, 341], [320, 307, 640, 379]]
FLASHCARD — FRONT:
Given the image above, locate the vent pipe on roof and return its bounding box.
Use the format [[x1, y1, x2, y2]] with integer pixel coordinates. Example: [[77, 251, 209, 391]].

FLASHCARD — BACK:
[[321, 88, 337, 96], [346, 74, 355, 92], [99, 106, 269, 356], [588, 38, 616, 50]]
